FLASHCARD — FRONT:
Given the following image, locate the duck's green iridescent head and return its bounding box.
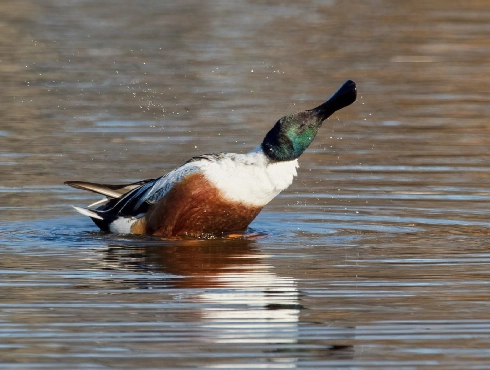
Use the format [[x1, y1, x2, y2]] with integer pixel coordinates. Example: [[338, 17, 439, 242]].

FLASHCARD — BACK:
[[262, 80, 357, 162]]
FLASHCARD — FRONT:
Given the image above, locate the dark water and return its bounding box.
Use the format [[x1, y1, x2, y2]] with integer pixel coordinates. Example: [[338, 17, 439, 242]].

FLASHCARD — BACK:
[[1, 0, 490, 368]]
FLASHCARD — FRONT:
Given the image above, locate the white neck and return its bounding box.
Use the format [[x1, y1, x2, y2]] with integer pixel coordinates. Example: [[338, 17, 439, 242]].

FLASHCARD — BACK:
[[201, 146, 299, 207]]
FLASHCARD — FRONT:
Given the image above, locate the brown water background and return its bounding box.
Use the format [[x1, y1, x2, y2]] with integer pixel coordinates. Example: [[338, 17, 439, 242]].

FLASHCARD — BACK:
[[1, 0, 490, 368]]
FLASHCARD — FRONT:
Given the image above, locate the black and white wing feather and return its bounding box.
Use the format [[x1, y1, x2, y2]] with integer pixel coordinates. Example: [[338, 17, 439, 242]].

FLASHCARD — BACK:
[[66, 161, 204, 227]]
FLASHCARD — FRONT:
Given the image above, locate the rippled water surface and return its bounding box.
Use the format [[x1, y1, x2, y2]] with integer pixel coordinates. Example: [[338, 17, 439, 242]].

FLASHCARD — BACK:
[[1, 0, 490, 368]]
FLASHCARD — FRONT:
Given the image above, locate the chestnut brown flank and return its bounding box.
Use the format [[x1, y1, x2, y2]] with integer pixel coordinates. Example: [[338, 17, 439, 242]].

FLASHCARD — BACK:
[[131, 173, 263, 237]]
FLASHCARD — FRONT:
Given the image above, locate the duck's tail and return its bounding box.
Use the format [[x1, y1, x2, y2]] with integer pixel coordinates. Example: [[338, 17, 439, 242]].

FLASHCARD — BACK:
[[65, 178, 157, 231]]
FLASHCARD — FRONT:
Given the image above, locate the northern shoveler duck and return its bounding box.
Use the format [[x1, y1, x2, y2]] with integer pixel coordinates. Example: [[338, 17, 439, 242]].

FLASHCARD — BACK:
[[66, 80, 357, 238]]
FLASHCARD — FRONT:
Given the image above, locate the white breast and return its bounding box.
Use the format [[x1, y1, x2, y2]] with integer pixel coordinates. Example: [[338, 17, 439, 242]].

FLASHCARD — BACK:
[[200, 146, 298, 207]]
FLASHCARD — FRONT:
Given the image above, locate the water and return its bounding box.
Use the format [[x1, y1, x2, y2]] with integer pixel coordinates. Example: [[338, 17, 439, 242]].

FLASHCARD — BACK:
[[1, 0, 490, 368]]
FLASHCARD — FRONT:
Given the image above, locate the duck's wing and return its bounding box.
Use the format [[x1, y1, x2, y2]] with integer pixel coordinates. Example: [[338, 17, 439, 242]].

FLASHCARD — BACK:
[[139, 162, 203, 206], [67, 162, 203, 225], [65, 180, 151, 198]]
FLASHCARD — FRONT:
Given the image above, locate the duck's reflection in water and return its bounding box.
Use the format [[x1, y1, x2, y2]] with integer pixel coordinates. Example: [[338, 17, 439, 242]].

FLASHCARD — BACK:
[[105, 238, 299, 339], [103, 238, 353, 365]]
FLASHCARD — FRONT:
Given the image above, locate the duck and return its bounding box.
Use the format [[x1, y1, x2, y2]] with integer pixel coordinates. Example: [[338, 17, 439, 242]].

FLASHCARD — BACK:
[[65, 80, 357, 238]]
